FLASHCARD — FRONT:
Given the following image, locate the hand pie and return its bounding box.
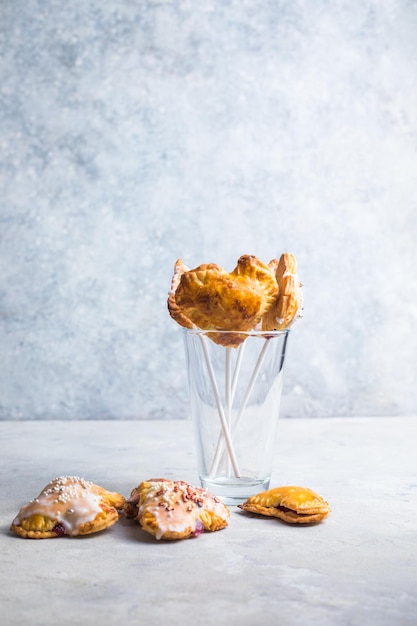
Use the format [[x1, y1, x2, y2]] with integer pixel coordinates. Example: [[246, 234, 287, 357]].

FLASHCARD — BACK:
[[124, 478, 230, 540], [262, 253, 303, 331], [238, 485, 330, 524], [10, 476, 125, 538], [168, 253, 303, 345], [168, 255, 278, 346]]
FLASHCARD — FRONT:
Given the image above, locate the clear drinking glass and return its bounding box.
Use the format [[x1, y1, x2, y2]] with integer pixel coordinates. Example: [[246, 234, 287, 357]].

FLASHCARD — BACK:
[[183, 328, 289, 505]]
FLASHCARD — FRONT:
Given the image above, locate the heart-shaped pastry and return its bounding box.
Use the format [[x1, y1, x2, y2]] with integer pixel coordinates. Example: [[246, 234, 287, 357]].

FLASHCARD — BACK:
[[10, 476, 125, 538], [124, 478, 230, 540], [238, 485, 330, 524], [168, 255, 278, 346]]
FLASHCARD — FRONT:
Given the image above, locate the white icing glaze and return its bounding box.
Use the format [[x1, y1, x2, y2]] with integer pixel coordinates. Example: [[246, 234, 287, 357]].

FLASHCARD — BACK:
[[138, 479, 228, 540], [13, 476, 103, 536]]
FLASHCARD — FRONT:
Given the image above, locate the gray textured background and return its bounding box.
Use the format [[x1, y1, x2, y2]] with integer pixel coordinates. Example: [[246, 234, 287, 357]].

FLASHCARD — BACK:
[[1, 0, 416, 420]]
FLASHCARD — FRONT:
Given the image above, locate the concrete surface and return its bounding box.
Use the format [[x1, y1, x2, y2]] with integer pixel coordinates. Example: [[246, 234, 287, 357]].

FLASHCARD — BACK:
[[0, 416, 416, 625]]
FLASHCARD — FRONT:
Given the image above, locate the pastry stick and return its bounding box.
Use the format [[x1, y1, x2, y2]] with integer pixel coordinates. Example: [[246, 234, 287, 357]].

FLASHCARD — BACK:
[[231, 341, 246, 401], [209, 342, 246, 478], [199, 334, 241, 478], [209, 336, 273, 477], [225, 347, 233, 476]]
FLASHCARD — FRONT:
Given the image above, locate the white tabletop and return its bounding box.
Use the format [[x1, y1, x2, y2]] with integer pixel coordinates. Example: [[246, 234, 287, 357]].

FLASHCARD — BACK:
[[0, 417, 416, 626]]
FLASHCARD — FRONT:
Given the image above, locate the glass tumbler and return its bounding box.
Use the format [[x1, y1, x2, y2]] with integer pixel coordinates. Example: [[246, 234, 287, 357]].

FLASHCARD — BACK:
[[183, 328, 289, 505]]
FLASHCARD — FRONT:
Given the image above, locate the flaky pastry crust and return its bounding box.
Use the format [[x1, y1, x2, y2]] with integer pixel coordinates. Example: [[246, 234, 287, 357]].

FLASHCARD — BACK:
[[124, 478, 230, 540], [168, 253, 303, 345], [167, 258, 194, 329], [238, 485, 330, 524], [10, 476, 125, 539], [168, 255, 279, 346], [262, 253, 303, 331]]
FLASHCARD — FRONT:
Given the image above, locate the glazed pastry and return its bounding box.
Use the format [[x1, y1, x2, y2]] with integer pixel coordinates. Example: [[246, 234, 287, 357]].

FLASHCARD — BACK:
[[168, 255, 278, 346], [10, 476, 125, 538], [262, 253, 303, 331], [125, 478, 230, 540], [238, 485, 330, 524]]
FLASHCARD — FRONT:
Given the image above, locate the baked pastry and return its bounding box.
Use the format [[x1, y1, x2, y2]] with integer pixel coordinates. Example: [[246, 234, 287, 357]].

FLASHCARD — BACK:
[[262, 253, 303, 331], [10, 476, 125, 538], [168, 253, 303, 345], [238, 485, 330, 524], [124, 478, 230, 540], [168, 255, 278, 346]]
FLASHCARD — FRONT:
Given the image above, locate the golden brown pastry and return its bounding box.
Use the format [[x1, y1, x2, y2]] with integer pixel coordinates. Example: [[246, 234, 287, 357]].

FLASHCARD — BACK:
[[262, 253, 303, 331], [124, 478, 230, 540], [168, 253, 303, 345], [167, 258, 194, 329], [238, 485, 330, 524], [168, 255, 278, 346], [10, 476, 125, 538]]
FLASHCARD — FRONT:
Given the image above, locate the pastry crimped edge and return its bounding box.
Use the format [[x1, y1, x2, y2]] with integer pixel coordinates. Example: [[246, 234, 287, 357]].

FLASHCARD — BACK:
[[174, 256, 278, 329], [167, 258, 194, 329], [238, 485, 330, 524], [10, 476, 125, 539], [124, 478, 230, 540], [262, 253, 304, 331], [167, 252, 303, 345]]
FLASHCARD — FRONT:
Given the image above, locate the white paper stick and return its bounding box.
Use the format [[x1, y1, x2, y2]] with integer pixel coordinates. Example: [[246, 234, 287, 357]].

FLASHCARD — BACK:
[[231, 338, 270, 437], [209, 342, 244, 476], [199, 335, 240, 478], [231, 341, 245, 402], [225, 347, 232, 421], [209, 337, 270, 476], [225, 347, 232, 475]]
